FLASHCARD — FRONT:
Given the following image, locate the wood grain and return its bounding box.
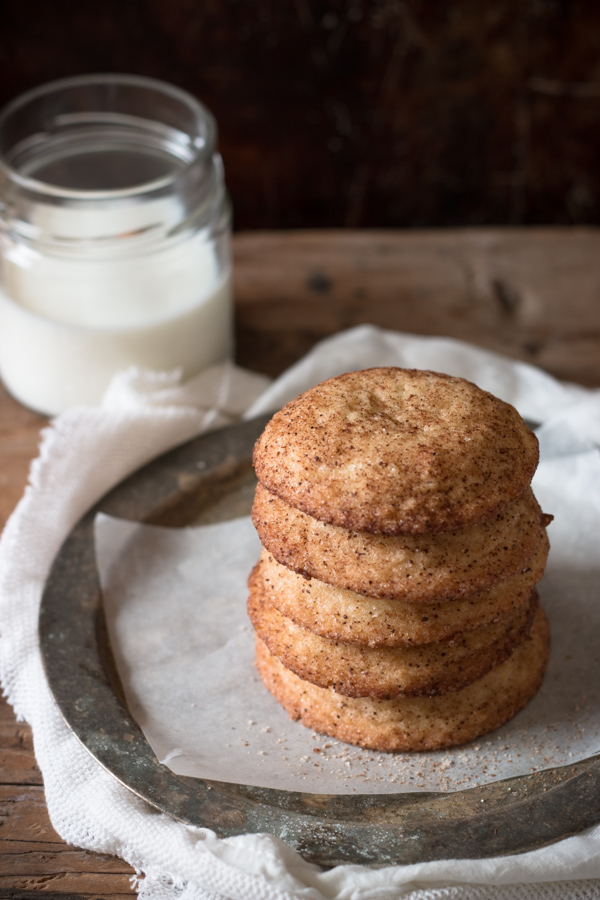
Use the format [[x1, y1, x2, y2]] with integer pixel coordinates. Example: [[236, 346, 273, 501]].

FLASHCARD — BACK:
[[1, 228, 599, 896], [233, 228, 600, 385], [0, 711, 135, 895], [2, 1, 600, 230], [0, 393, 44, 531]]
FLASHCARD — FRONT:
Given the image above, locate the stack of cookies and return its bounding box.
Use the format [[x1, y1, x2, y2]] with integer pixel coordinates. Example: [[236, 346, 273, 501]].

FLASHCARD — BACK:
[[248, 368, 551, 752]]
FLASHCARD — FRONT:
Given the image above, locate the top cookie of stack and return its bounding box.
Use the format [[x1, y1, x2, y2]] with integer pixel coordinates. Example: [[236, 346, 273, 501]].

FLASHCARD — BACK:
[[253, 367, 539, 536], [250, 367, 550, 752]]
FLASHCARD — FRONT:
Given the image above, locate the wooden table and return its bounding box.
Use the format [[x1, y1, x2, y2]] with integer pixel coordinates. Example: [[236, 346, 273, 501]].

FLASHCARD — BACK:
[[2, 228, 600, 897]]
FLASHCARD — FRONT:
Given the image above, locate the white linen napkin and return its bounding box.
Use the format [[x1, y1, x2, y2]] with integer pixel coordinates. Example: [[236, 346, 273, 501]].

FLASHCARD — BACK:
[[2, 325, 600, 900]]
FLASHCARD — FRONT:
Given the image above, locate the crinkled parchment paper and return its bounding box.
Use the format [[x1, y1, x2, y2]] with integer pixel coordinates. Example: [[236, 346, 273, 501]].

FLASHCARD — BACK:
[[95, 430, 600, 794]]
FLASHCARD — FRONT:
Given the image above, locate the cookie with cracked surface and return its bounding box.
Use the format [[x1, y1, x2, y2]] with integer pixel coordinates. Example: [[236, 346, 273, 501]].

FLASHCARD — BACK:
[[256, 531, 549, 647], [253, 368, 539, 535], [248, 568, 539, 699], [254, 606, 550, 751], [252, 483, 545, 603]]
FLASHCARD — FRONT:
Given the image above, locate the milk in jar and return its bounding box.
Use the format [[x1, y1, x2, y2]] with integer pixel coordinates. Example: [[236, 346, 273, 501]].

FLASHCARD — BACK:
[[0, 74, 233, 414]]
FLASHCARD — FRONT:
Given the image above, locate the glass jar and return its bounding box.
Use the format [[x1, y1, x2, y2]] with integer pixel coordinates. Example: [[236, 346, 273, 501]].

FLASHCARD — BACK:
[[0, 73, 233, 415]]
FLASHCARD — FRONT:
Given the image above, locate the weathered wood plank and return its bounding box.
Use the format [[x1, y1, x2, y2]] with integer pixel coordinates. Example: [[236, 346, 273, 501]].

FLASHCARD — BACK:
[[0, 875, 133, 895], [233, 228, 600, 386], [0, 784, 64, 842], [0, 849, 134, 877], [0, 781, 135, 890], [0, 743, 42, 788], [0, 387, 44, 532], [4, 1, 600, 232], [0, 893, 132, 900], [0, 703, 41, 788]]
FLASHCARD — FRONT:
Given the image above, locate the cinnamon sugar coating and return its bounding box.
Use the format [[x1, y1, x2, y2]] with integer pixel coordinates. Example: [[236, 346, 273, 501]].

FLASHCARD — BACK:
[[253, 368, 539, 535], [256, 532, 549, 647], [252, 484, 544, 603], [255, 607, 550, 752], [248, 569, 538, 699]]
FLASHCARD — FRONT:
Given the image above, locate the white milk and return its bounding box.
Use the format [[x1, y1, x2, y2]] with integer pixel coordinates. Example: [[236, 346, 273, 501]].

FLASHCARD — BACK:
[[0, 74, 233, 415], [0, 235, 233, 414]]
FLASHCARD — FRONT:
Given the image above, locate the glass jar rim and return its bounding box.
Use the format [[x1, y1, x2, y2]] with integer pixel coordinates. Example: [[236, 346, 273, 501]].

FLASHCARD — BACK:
[[0, 73, 217, 202]]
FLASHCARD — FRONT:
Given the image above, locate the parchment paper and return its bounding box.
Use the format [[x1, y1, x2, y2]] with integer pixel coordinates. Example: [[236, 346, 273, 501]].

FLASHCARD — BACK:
[[96, 423, 600, 795]]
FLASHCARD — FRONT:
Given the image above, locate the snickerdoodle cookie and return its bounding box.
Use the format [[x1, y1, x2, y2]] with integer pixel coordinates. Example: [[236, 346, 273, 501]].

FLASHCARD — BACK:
[[255, 606, 550, 752], [252, 483, 545, 603], [250, 366, 551, 752], [253, 368, 539, 535], [248, 571, 538, 699], [255, 532, 549, 647]]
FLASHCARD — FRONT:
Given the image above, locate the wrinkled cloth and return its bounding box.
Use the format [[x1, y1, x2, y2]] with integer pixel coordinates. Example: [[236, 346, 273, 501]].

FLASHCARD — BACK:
[[1, 326, 600, 900]]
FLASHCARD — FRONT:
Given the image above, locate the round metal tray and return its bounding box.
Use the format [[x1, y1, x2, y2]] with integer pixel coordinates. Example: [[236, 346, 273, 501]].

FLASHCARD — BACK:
[[39, 416, 600, 868]]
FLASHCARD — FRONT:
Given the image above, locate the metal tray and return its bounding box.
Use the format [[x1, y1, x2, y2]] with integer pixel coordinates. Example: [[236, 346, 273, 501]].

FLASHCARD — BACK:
[[39, 416, 600, 868]]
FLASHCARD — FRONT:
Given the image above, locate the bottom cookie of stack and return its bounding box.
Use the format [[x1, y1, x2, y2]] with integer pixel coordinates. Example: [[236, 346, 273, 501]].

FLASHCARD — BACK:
[[255, 606, 550, 752]]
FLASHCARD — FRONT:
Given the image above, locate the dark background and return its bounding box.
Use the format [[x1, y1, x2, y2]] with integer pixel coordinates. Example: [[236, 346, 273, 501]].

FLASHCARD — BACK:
[[1, 0, 599, 231]]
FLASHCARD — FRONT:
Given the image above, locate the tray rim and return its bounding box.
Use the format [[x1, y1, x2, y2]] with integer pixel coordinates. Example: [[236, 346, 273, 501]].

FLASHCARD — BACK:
[[39, 415, 600, 868]]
